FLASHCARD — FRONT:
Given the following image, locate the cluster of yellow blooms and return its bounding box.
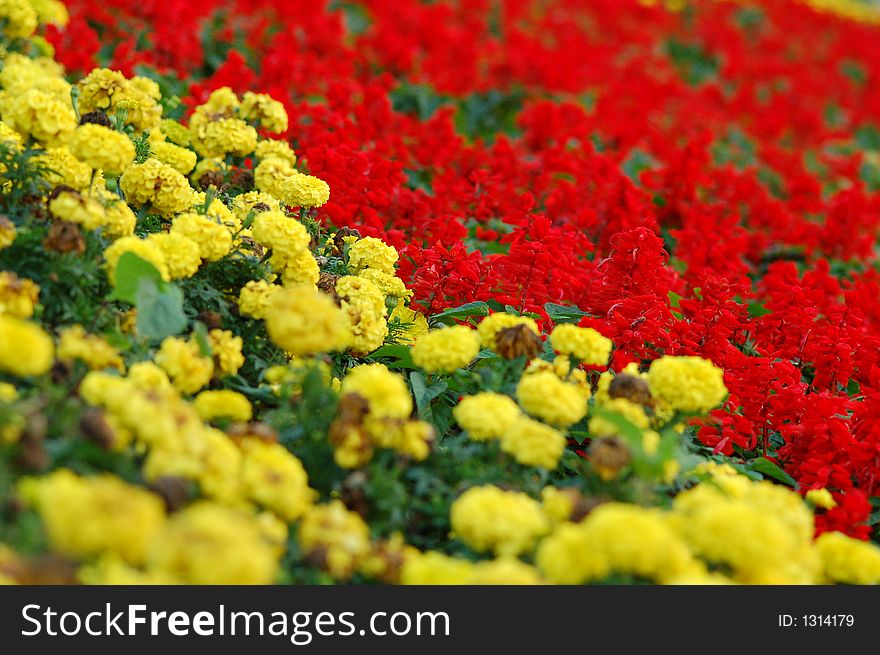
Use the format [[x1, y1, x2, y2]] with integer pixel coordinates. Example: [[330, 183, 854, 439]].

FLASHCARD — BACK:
[[637, 0, 880, 25], [414, 465, 880, 585]]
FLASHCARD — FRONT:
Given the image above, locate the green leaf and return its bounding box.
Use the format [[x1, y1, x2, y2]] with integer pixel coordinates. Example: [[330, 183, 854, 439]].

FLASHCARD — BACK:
[[429, 301, 490, 326], [370, 344, 417, 370], [544, 302, 590, 324], [192, 321, 213, 357], [748, 302, 772, 318], [111, 252, 164, 304], [749, 457, 798, 488], [135, 278, 187, 341], [409, 371, 448, 422]]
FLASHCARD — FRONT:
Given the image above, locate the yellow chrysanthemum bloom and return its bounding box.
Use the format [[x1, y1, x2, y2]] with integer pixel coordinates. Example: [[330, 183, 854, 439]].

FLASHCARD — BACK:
[[0, 216, 16, 251], [240, 438, 316, 522], [453, 392, 522, 441], [340, 363, 412, 419], [0, 0, 38, 38], [238, 279, 282, 320], [0, 315, 54, 377], [450, 485, 549, 557], [34, 146, 92, 191], [120, 158, 197, 217], [815, 532, 880, 584], [150, 140, 197, 175], [240, 92, 289, 133], [18, 469, 166, 565], [298, 501, 371, 581], [400, 551, 476, 585], [208, 328, 245, 377], [411, 325, 480, 373], [647, 355, 727, 414], [154, 336, 214, 395], [65, 123, 135, 174], [348, 237, 399, 275], [148, 502, 280, 585], [170, 212, 232, 262], [501, 415, 566, 469], [336, 275, 388, 354], [146, 232, 202, 279], [517, 370, 587, 427], [549, 324, 612, 366], [0, 272, 39, 318], [254, 139, 296, 165], [194, 390, 252, 423], [265, 285, 352, 355], [57, 325, 124, 371], [282, 172, 330, 208]]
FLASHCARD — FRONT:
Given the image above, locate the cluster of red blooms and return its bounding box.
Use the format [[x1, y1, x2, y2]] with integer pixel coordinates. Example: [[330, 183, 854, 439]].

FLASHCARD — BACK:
[[54, 0, 880, 538]]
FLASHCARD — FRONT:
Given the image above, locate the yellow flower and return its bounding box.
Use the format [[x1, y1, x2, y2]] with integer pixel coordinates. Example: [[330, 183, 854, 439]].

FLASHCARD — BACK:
[[18, 469, 165, 564], [0, 315, 54, 377], [254, 139, 296, 165], [450, 485, 549, 557], [150, 140, 197, 175], [57, 325, 124, 371], [549, 324, 612, 366], [348, 237, 399, 274], [159, 119, 191, 146], [340, 363, 412, 419], [282, 172, 330, 208], [250, 210, 310, 263], [517, 370, 587, 427], [194, 390, 253, 422], [0, 0, 38, 38], [254, 156, 295, 199], [240, 92, 289, 133], [169, 212, 232, 262], [78, 556, 179, 585], [240, 438, 316, 521], [65, 124, 135, 174], [265, 285, 352, 355], [190, 114, 258, 158], [400, 551, 475, 585], [537, 503, 697, 584], [477, 312, 540, 350], [388, 304, 429, 345], [357, 268, 412, 301], [279, 249, 320, 286], [154, 336, 214, 394], [104, 235, 170, 283], [238, 279, 282, 320], [0, 216, 16, 250], [815, 532, 880, 584], [120, 158, 197, 217], [148, 502, 280, 584], [49, 190, 106, 231], [501, 415, 566, 469], [146, 232, 202, 279], [411, 326, 480, 373], [453, 392, 522, 441], [470, 558, 543, 585], [805, 488, 838, 510], [336, 275, 388, 354], [34, 146, 92, 191], [298, 501, 371, 580], [208, 328, 245, 377], [0, 271, 39, 318], [647, 355, 727, 414]]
